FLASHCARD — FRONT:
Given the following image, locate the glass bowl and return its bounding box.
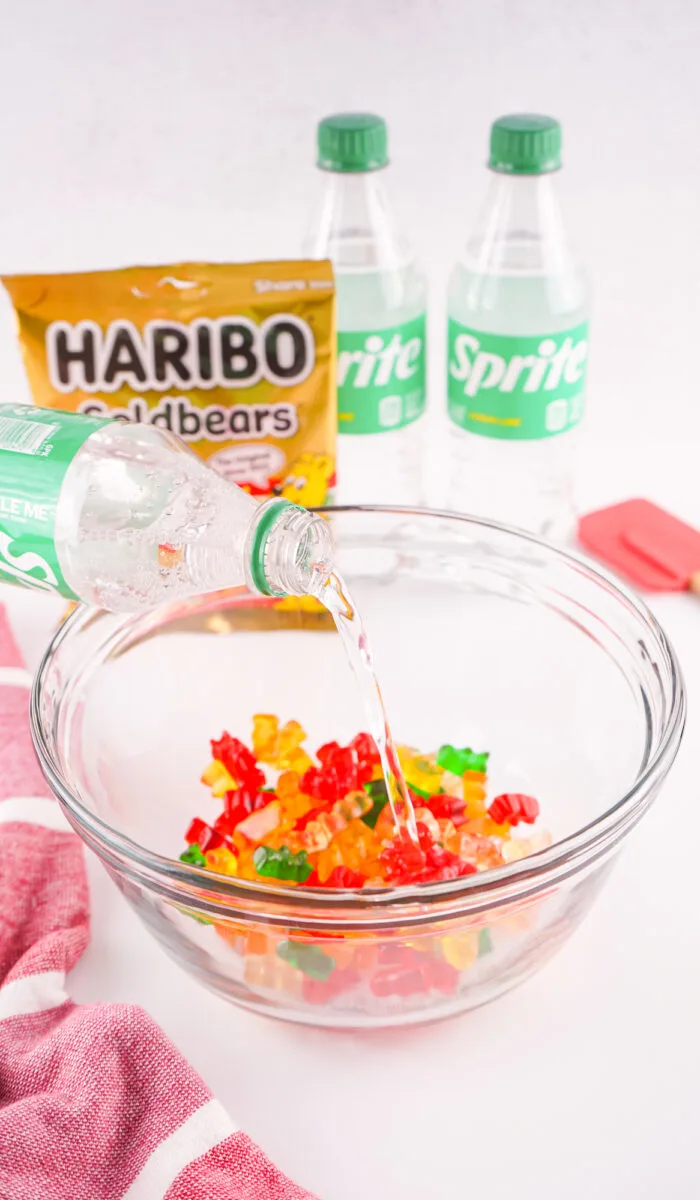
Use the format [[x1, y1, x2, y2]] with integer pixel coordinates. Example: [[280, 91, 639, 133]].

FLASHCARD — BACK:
[[30, 508, 685, 1029]]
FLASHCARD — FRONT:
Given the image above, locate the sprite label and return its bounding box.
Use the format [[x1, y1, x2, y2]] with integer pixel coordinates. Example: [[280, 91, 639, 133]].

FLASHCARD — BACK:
[[0, 405, 107, 598], [337, 314, 427, 434], [447, 319, 589, 440]]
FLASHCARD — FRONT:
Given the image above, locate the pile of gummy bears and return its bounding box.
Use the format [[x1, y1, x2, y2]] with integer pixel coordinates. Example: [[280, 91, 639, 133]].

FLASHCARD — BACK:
[[180, 715, 545, 888]]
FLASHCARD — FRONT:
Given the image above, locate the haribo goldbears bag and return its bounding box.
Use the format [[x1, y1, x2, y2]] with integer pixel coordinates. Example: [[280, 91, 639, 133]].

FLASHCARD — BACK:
[[2, 260, 336, 505]]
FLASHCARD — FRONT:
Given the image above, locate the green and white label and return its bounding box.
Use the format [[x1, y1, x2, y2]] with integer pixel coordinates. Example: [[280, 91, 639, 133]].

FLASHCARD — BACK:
[[337, 314, 427, 434], [447, 319, 589, 440], [0, 405, 106, 598]]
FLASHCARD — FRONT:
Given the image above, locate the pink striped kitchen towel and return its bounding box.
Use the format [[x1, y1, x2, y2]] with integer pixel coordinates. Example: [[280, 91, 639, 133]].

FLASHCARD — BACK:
[[0, 610, 316, 1200]]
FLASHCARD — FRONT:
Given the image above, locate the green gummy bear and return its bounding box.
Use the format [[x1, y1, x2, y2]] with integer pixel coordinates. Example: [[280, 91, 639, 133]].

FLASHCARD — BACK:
[[277, 940, 335, 981], [180, 843, 206, 867], [437, 744, 490, 777], [464, 750, 489, 774], [478, 928, 492, 957], [362, 779, 389, 829], [437, 744, 466, 775], [253, 845, 312, 883]]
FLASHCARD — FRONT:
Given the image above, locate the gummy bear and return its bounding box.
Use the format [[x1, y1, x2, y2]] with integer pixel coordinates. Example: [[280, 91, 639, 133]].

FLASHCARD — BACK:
[[335, 789, 372, 822], [299, 766, 343, 803], [316, 841, 344, 883], [219, 786, 272, 832], [244, 953, 303, 996], [440, 930, 479, 971], [236, 801, 281, 841], [488, 793, 540, 827], [253, 845, 313, 883], [426, 792, 467, 825], [302, 966, 360, 1005], [298, 808, 347, 852], [200, 759, 237, 797], [204, 845, 238, 875], [211, 733, 265, 789], [437, 744, 489, 776], [180, 843, 206, 866], [399, 751, 443, 797], [324, 865, 366, 888], [361, 779, 390, 829], [317, 741, 342, 765], [251, 713, 280, 764], [280, 747, 314, 776], [184, 818, 225, 854], [379, 827, 427, 883], [275, 720, 307, 769], [277, 940, 336, 981], [329, 746, 361, 793]]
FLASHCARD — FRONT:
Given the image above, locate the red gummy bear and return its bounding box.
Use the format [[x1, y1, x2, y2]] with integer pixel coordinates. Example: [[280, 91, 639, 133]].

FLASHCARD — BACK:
[[324, 865, 366, 889], [299, 766, 343, 802], [350, 732, 381, 785], [211, 733, 265, 789], [314, 743, 361, 792], [184, 817, 224, 853], [379, 823, 478, 885], [217, 786, 273, 832], [426, 793, 467, 825], [425, 958, 459, 995], [371, 947, 459, 998], [302, 966, 360, 1005], [487, 793, 540, 827], [379, 827, 427, 883], [331, 747, 360, 793], [316, 741, 342, 766], [351, 732, 380, 763]]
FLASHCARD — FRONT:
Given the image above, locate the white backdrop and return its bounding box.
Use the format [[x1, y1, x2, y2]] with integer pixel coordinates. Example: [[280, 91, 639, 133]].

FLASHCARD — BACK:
[[0, 0, 696, 455]]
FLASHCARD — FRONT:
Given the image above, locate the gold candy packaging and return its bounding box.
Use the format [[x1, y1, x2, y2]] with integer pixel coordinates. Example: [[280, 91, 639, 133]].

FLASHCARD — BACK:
[[2, 260, 336, 506]]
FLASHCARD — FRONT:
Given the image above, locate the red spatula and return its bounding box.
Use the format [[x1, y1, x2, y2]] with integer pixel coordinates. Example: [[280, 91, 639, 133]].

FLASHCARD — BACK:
[[578, 499, 700, 594]]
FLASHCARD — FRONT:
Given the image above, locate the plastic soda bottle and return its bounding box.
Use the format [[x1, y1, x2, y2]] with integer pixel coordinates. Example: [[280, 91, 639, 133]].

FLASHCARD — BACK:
[[304, 113, 428, 506], [446, 114, 590, 540], [0, 405, 333, 611]]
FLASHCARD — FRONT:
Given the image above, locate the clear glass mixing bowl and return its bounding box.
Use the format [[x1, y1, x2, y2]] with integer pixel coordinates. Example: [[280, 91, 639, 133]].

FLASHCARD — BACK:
[[30, 508, 685, 1028]]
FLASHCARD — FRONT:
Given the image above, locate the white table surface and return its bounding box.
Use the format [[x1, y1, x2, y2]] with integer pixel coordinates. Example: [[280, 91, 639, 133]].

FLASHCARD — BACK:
[[6, 440, 699, 1200]]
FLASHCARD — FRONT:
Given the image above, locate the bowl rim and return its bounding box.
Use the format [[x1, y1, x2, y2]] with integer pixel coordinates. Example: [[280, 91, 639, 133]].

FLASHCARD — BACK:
[[30, 505, 686, 919]]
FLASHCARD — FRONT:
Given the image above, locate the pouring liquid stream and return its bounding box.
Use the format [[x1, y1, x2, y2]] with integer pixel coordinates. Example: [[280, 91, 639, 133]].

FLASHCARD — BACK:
[[320, 572, 419, 844]]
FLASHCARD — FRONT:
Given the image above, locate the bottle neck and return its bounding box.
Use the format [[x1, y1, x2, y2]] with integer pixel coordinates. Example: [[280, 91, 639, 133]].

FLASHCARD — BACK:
[[463, 170, 576, 277], [303, 169, 411, 271], [246, 499, 334, 598]]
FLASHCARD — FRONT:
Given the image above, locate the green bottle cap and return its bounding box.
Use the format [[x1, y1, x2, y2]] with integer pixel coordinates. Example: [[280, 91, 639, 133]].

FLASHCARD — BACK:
[[317, 113, 388, 173], [248, 498, 295, 597], [489, 114, 562, 175]]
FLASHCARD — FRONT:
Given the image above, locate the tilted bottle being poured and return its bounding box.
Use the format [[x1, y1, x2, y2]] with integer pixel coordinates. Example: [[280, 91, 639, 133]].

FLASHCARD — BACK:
[[0, 405, 333, 611]]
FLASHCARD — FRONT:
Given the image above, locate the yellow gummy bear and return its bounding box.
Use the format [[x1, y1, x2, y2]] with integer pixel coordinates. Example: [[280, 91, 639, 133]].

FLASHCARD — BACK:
[[441, 931, 479, 971], [244, 953, 303, 996], [281, 747, 314, 775], [275, 720, 308, 768], [403, 755, 443, 795], [252, 713, 280, 764], [200, 760, 236, 798], [204, 846, 238, 876]]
